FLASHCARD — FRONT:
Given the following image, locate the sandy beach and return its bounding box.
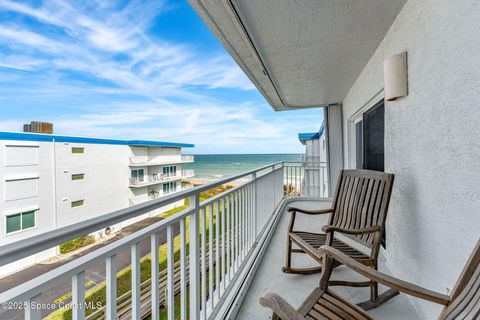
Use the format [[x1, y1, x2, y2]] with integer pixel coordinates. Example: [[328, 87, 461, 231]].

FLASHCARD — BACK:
[[185, 177, 244, 187]]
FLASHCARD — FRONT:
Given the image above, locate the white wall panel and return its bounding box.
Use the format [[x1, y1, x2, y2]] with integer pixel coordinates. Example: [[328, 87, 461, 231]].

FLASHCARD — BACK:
[[5, 146, 39, 166], [5, 178, 39, 201]]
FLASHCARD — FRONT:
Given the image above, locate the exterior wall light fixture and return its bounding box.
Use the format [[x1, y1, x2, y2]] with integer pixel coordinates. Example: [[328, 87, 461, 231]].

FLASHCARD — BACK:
[[384, 52, 408, 101]]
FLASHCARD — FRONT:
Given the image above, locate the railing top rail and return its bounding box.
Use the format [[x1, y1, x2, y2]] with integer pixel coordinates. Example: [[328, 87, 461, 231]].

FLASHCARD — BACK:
[[0, 161, 284, 267]]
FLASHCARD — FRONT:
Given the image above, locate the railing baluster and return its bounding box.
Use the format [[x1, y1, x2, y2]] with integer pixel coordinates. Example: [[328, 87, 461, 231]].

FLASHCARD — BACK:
[[25, 294, 42, 320], [297, 164, 300, 195], [221, 198, 226, 292], [240, 189, 244, 260], [252, 181, 256, 239], [253, 172, 257, 237], [242, 187, 246, 258], [72, 270, 85, 320], [208, 204, 214, 311], [215, 200, 220, 302], [249, 183, 253, 246], [238, 190, 242, 266], [226, 195, 231, 283], [245, 187, 248, 252], [292, 166, 297, 195], [201, 208, 207, 319], [245, 185, 249, 250], [180, 218, 187, 320], [230, 193, 235, 274], [249, 182, 252, 242], [234, 191, 239, 271], [131, 242, 141, 320], [150, 233, 159, 320], [295, 165, 298, 194], [189, 195, 200, 320], [291, 166, 294, 194], [167, 225, 175, 320], [106, 254, 117, 320], [287, 166, 290, 194], [239, 189, 243, 260], [244, 187, 248, 256]]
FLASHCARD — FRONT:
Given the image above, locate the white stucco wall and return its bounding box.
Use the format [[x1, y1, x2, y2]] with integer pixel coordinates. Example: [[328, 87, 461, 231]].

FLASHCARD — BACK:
[[0, 140, 190, 277], [342, 0, 480, 318], [148, 146, 181, 162], [0, 140, 57, 276], [55, 143, 130, 228], [303, 135, 328, 197]]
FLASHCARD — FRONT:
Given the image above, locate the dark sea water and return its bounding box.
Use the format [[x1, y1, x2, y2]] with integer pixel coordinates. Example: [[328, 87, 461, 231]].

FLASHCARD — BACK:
[[183, 154, 302, 180]]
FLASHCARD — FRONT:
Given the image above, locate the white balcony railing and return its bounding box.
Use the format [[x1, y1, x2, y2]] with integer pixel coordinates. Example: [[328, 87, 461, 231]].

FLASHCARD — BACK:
[[182, 169, 195, 178], [181, 155, 194, 162], [0, 162, 294, 320], [284, 161, 328, 198], [129, 170, 195, 186], [129, 155, 195, 166]]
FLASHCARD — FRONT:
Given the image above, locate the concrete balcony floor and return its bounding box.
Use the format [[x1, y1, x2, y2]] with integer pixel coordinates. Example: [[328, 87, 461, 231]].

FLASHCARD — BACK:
[[237, 199, 421, 320]]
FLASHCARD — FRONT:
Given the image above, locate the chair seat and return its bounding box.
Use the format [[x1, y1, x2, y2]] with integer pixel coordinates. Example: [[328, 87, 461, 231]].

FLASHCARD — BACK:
[[290, 231, 371, 263], [300, 289, 373, 320]]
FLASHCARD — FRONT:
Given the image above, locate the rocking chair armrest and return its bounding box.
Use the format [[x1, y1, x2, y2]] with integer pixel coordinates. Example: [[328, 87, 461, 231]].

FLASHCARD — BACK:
[[320, 225, 381, 235], [259, 292, 305, 320], [287, 207, 333, 215], [319, 245, 451, 306]]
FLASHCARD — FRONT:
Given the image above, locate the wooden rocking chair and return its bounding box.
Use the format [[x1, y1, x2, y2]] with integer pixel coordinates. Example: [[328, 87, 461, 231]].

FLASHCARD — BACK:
[[261, 239, 480, 320], [283, 169, 396, 309]]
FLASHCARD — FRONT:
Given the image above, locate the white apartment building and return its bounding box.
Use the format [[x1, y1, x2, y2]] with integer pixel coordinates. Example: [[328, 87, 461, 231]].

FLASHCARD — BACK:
[[0, 131, 194, 276], [298, 124, 328, 198]]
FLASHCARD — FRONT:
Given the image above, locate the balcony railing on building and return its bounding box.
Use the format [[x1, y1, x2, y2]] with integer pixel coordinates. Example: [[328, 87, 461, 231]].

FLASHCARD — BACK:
[[129, 170, 195, 187], [284, 159, 328, 198], [0, 161, 328, 320], [129, 155, 195, 166]]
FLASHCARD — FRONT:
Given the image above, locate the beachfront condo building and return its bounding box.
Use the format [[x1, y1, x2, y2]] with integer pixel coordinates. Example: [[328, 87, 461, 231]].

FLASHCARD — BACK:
[[0, 131, 194, 277], [298, 123, 328, 198]]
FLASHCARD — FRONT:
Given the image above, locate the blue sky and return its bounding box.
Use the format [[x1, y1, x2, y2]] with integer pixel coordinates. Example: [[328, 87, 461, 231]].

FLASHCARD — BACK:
[[0, 0, 323, 154]]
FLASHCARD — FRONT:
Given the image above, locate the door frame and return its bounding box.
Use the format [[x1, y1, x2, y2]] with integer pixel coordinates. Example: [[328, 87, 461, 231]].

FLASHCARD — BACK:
[[347, 89, 384, 169]]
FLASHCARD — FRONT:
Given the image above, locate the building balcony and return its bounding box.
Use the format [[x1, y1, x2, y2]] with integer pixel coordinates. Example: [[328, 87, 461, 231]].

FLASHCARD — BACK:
[[129, 170, 195, 187], [129, 185, 194, 205], [129, 155, 194, 167], [0, 162, 422, 320]]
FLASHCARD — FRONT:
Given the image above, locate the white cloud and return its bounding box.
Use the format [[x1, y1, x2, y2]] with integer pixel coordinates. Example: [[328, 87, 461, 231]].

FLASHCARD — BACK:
[[0, 0, 323, 153], [0, 0, 254, 98], [45, 101, 321, 153]]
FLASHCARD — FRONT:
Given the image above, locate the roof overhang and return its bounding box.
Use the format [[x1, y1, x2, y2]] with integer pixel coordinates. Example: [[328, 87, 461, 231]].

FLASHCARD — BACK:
[[298, 123, 324, 145], [298, 132, 319, 145], [189, 0, 406, 111], [0, 131, 194, 148]]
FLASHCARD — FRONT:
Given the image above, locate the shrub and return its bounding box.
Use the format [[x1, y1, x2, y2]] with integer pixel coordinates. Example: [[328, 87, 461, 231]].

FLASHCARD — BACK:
[[59, 235, 95, 254]]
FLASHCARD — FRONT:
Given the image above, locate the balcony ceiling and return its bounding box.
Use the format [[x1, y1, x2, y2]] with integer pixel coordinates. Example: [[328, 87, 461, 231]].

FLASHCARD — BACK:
[[189, 0, 407, 110]]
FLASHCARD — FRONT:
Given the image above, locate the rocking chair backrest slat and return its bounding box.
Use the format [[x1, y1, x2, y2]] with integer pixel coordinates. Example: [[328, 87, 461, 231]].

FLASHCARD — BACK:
[[328, 170, 394, 249], [440, 240, 480, 320]]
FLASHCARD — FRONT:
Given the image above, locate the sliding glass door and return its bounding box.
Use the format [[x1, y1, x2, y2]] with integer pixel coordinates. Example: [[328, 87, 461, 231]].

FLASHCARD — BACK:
[[363, 101, 385, 172], [352, 100, 385, 172]]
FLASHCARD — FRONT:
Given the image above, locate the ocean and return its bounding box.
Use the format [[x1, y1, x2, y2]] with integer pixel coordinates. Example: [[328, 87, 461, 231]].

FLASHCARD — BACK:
[[183, 154, 302, 180]]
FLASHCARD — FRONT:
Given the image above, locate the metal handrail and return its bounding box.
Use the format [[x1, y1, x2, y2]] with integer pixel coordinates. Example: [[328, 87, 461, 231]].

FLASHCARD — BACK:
[[0, 160, 327, 320], [0, 160, 286, 320], [0, 162, 283, 267]]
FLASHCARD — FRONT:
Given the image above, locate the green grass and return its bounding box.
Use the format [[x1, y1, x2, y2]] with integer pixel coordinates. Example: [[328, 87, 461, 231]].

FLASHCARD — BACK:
[[46, 184, 232, 320]]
